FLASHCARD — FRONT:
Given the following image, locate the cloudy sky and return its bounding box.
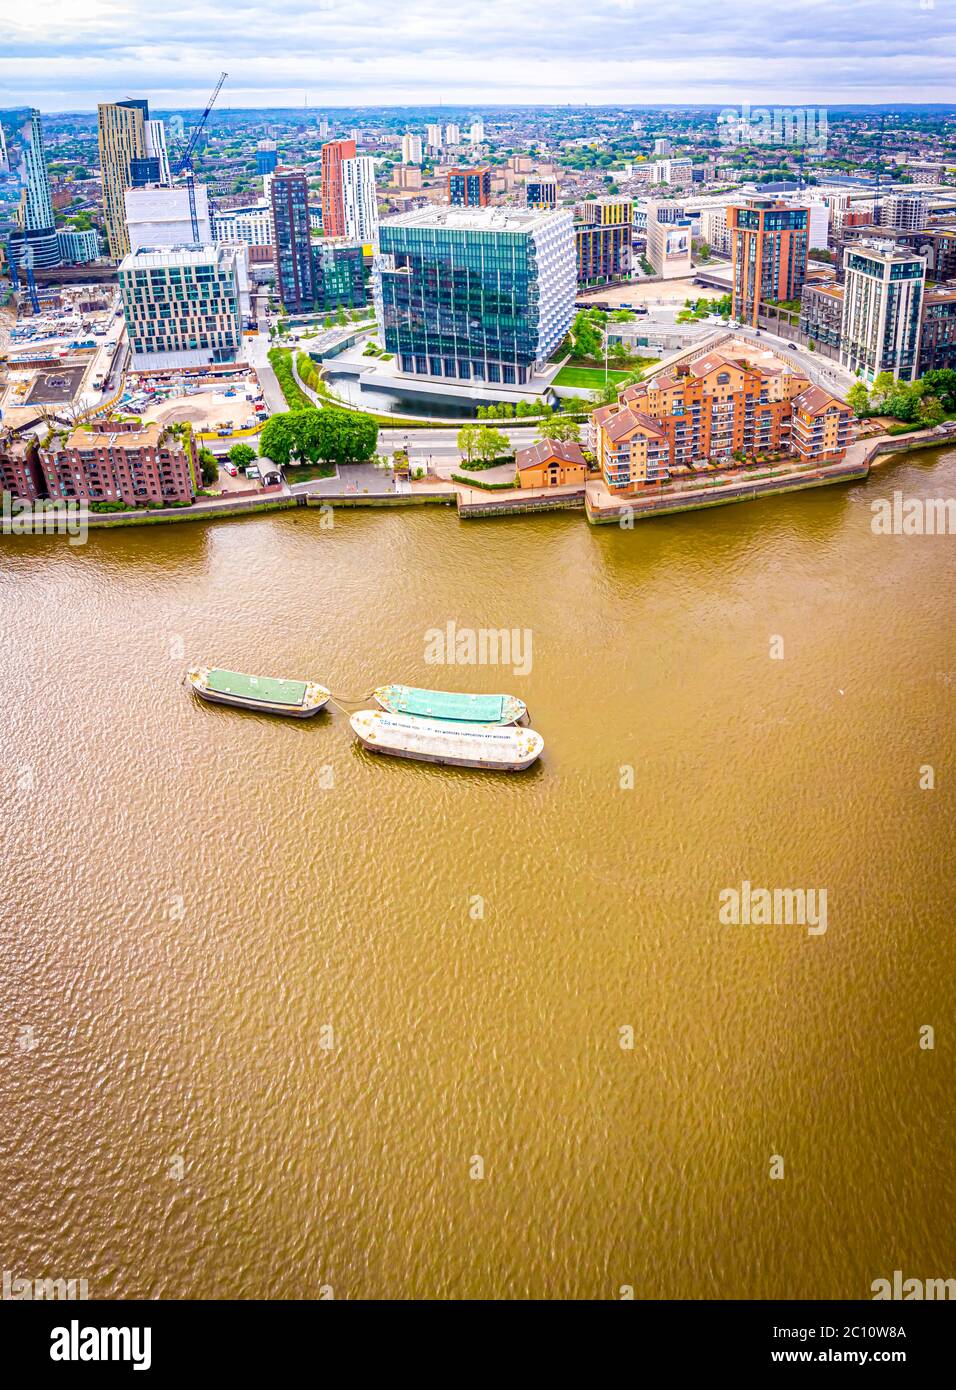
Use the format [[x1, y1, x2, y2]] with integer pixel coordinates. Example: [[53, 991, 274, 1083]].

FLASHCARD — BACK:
[[1, 0, 953, 111]]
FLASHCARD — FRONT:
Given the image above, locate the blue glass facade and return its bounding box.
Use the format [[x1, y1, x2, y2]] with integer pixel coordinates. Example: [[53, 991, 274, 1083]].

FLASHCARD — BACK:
[[374, 210, 575, 385]]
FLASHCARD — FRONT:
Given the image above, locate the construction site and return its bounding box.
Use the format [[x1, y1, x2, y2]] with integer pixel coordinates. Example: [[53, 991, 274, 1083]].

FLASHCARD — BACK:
[[0, 277, 125, 429]]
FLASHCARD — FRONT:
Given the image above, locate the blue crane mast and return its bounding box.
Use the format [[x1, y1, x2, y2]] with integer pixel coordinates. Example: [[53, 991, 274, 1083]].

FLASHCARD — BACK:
[[174, 72, 228, 245]]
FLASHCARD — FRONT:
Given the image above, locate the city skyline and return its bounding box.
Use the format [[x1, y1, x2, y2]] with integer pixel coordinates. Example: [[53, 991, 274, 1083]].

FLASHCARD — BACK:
[[2, 0, 955, 111]]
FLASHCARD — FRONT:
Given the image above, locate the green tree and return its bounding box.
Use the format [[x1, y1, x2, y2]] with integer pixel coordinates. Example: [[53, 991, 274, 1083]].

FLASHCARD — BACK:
[[918, 394, 945, 428], [883, 386, 919, 423], [259, 413, 300, 467], [198, 448, 219, 486], [870, 371, 897, 408], [920, 369, 956, 410], [475, 425, 509, 463], [595, 380, 620, 406], [539, 417, 580, 444], [228, 443, 256, 469], [457, 424, 482, 463], [846, 382, 870, 418], [570, 310, 603, 360]]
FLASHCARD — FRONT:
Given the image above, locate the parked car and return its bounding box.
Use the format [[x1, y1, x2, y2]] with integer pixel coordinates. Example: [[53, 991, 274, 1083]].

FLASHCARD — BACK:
[[223, 462, 238, 477], [217, 428, 232, 437]]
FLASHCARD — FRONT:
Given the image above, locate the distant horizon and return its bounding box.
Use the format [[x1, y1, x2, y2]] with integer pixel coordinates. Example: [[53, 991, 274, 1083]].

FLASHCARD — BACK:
[[3, 0, 954, 113], [5, 102, 956, 121]]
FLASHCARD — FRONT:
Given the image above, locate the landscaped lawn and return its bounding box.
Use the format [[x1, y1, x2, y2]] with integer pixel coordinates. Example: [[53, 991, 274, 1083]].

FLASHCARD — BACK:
[[553, 365, 632, 388]]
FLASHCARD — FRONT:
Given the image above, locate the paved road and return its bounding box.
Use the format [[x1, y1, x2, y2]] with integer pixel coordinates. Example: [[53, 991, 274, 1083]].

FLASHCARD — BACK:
[[731, 325, 854, 395], [245, 332, 287, 415]]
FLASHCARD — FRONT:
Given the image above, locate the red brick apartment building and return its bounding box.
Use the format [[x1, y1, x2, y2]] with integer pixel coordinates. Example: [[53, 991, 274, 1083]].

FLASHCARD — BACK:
[[321, 138, 356, 237], [590, 348, 853, 494], [447, 168, 491, 207], [0, 432, 46, 500], [39, 421, 200, 506]]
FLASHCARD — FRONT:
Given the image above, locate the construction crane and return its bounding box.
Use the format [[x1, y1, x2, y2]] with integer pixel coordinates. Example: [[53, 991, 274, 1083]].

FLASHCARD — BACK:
[[174, 71, 227, 245], [7, 238, 40, 315]]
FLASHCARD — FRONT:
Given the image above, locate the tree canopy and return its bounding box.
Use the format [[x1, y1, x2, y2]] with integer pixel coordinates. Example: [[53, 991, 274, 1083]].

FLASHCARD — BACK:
[[260, 408, 378, 467]]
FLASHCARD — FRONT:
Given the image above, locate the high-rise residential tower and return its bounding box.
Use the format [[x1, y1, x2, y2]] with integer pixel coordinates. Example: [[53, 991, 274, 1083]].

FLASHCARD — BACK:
[[426, 124, 443, 149], [839, 241, 926, 384], [341, 155, 379, 246], [145, 120, 172, 185], [271, 168, 315, 310], [728, 198, 809, 327], [401, 133, 423, 165], [256, 139, 278, 176], [17, 109, 55, 234], [98, 99, 150, 259], [469, 121, 485, 145], [9, 109, 59, 269], [320, 138, 356, 238], [445, 124, 461, 146]]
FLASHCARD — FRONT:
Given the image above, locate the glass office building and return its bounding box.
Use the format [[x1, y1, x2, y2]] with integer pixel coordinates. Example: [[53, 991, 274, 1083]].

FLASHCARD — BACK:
[[312, 238, 366, 311], [373, 207, 576, 386]]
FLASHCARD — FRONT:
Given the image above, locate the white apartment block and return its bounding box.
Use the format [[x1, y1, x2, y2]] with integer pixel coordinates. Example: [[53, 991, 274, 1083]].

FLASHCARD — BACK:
[[445, 124, 461, 146], [653, 158, 693, 188], [880, 192, 928, 231], [469, 121, 485, 145], [840, 240, 926, 384], [145, 120, 171, 185], [342, 155, 379, 245], [804, 199, 832, 250], [698, 205, 732, 255], [426, 124, 443, 149], [401, 133, 423, 165], [125, 184, 212, 251], [212, 200, 275, 247]]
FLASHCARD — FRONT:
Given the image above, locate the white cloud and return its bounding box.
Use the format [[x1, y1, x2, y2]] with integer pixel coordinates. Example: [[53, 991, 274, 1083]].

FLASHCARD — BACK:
[[0, 0, 953, 108]]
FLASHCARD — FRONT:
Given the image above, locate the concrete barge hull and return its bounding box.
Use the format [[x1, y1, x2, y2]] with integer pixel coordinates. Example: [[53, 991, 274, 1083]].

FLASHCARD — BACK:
[[187, 667, 331, 717], [354, 736, 538, 772], [350, 710, 544, 771], [190, 687, 328, 718]]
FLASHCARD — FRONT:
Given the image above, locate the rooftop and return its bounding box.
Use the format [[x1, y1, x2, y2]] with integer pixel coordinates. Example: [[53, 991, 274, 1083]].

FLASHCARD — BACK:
[[63, 423, 163, 450], [380, 206, 571, 234], [516, 439, 587, 469], [118, 244, 238, 271], [794, 385, 848, 415]]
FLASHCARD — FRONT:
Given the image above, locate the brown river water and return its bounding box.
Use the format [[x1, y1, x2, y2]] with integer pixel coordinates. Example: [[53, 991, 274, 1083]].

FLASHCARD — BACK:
[[1, 447, 954, 1300]]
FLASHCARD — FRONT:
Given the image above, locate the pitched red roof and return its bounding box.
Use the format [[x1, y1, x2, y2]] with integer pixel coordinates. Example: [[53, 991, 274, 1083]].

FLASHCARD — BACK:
[[515, 438, 587, 470], [794, 384, 847, 415], [603, 406, 667, 443]]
